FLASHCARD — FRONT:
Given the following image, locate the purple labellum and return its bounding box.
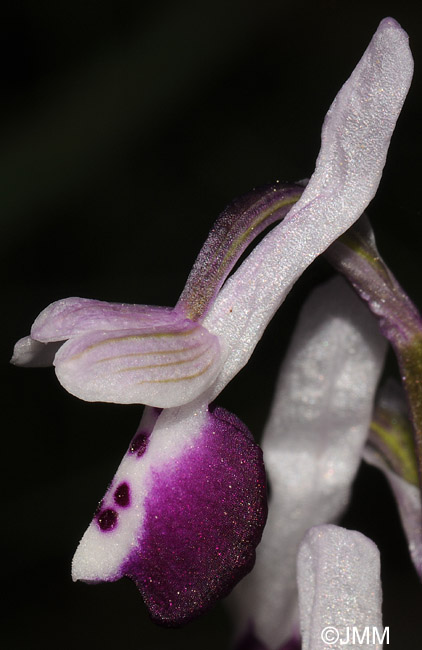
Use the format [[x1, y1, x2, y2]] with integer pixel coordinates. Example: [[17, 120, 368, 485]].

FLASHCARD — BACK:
[[122, 406, 267, 626], [114, 482, 131, 508], [128, 432, 149, 457], [97, 508, 118, 532]]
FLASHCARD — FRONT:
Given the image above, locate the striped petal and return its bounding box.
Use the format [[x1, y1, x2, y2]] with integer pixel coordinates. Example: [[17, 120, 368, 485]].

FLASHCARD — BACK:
[[11, 298, 179, 367], [11, 297, 223, 407], [72, 402, 267, 625], [54, 319, 222, 407]]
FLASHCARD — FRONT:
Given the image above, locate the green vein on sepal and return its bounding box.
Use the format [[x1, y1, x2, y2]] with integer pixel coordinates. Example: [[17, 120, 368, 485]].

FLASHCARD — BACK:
[[370, 405, 419, 487], [326, 215, 422, 493]]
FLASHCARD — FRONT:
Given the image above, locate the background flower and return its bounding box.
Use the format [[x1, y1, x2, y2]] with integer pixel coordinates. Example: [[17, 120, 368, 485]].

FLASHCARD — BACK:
[[4, 2, 422, 649], [230, 277, 387, 649]]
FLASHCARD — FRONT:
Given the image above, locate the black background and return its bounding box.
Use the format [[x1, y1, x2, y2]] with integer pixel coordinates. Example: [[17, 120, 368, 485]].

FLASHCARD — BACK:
[[3, 1, 422, 648]]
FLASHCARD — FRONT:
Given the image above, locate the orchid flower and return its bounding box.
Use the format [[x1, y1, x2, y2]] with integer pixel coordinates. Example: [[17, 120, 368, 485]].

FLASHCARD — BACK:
[[230, 276, 387, 649], [11, 18, 413, 626]]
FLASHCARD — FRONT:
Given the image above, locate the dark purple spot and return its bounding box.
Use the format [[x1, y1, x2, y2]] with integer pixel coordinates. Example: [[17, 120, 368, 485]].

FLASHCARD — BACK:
[[114, 482, 131, 508], [97, 508, 118, 531], [128, 432, 149, 457]]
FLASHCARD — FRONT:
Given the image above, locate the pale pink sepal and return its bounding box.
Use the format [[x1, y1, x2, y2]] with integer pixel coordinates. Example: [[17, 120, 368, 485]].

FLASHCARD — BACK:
[[205, 18, 413, 400], [30, 297, 177, 341]]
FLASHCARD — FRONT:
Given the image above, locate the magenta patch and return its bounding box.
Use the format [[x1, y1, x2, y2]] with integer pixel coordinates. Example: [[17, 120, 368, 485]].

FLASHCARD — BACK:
[[123, 406, 267, 625]]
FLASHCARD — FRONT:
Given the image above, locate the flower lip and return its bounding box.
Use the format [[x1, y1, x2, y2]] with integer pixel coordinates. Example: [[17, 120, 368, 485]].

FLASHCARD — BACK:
[[72, 402, 267, 626]]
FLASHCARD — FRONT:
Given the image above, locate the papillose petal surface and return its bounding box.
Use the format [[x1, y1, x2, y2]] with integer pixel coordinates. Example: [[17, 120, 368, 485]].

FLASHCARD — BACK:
[[297, 525, 383, 650], [205, 18, 412, 400], [72, 401, 267, 625], [31, 298, 178, 340]]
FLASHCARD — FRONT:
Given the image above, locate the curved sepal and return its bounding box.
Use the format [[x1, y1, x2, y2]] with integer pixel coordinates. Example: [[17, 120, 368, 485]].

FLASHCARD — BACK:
[[31, 297, 179, 341], [72, 402, 267, 625], [178, 184, 303, 321], [204, 18, 413, 400], [326, 214, 422, 490]]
